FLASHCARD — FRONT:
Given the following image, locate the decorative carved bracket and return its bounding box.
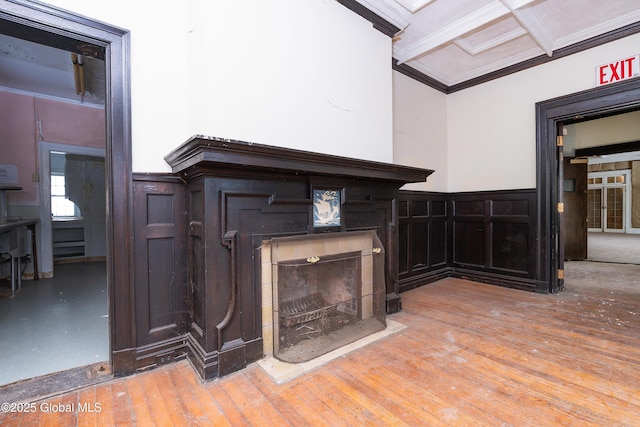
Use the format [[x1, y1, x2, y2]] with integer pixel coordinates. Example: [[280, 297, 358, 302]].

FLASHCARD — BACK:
[[217, 230, 237, 350]]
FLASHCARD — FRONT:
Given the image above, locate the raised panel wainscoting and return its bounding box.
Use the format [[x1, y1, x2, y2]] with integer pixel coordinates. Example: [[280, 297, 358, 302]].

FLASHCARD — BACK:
[[132, 174, 189, 372], [126, 180, 541, 379], [398, 191, 450, 292], [399, 189, 540, 293]]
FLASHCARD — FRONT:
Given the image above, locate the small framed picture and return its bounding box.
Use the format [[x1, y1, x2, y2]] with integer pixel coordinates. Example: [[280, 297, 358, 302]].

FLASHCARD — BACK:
[[313, 189, 341, 229]]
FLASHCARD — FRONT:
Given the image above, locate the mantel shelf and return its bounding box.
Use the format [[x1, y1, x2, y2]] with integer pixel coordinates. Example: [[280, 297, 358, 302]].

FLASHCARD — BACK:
[[165, 135, 434, 185]]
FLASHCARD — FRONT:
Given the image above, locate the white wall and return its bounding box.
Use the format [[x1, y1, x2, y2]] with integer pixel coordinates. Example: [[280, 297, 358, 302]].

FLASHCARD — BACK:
[[43, 0, 393, 172], [564, 110, 640, 155], [392, 71, 447, 191], [446, 32, 640, 193]]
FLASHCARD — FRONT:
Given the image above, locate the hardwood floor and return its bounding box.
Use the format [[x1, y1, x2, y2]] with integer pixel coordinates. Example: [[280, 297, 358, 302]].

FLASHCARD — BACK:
[[2, 276, 639, 426]]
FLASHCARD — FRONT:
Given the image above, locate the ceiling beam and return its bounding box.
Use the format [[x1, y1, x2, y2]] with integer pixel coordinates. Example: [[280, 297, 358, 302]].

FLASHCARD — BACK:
[[506, 1, 554, 56], [394, 0, 536, 64], [392, 0, 434, 13]]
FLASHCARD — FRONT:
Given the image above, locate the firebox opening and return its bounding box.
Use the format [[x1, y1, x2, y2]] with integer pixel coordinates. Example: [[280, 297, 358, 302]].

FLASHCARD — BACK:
[[270, 231, 386, 364]]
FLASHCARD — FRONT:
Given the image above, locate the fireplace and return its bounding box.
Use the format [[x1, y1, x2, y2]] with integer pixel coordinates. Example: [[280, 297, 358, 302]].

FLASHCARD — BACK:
[[262, 231, 386, 363], [164, 136, 432, 379]]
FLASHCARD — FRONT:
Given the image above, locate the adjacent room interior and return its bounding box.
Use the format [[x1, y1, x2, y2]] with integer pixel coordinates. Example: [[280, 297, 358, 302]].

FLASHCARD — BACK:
[[0, 33, 109, 386], [561, 108, 640, 304]]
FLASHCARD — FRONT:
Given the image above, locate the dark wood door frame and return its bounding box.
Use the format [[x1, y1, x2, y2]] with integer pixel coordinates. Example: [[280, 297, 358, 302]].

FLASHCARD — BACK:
[[536, 78, 640, 293], [0, 1, 134, 375]]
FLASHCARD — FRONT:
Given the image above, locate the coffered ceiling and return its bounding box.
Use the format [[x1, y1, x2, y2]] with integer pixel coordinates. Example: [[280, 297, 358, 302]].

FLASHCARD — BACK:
[[354, 0, 640, 90]]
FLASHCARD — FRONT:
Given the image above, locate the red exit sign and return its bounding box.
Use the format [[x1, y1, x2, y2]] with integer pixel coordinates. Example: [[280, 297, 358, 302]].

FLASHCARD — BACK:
[[596, 55, 640, 86]]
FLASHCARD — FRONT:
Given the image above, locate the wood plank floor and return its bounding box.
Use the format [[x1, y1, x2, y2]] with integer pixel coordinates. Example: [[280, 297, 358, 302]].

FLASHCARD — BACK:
[[2, 276, 639, 426]]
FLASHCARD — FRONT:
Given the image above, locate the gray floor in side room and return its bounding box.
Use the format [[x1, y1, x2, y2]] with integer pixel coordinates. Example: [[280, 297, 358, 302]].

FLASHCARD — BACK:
[[588, 232, 640, 264], [0, 262, 108, 386]]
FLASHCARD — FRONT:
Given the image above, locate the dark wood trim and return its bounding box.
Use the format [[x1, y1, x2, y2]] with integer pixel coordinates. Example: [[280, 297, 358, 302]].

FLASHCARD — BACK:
[[392, 59, 450, 94], [1, 1, 134, 377], [450, 269, 537, 293], [110, 349, 135, 378], [575, 140, 640, 158], [392, 22, 640, 94], [134, 336, 188, 372], [336, 0, 400, 38], [536, 78, 640, 293], [165, 136, 433, 184]]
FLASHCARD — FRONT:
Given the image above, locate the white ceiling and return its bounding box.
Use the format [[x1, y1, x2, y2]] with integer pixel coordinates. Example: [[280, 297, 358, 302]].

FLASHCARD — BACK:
[[357, 0, 640, 87], [1, 0, 639, 104]]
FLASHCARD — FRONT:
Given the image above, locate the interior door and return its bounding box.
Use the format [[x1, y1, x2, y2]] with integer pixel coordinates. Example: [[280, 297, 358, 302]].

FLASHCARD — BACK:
[[563, 158, 588, 260]]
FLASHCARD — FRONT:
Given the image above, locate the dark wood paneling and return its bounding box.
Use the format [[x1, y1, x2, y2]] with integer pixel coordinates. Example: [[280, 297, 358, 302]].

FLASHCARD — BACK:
[[398, 191, 450, 292], [453, 221, 485, 267], [452, 190, 536, 289], [184, 176, 402, 380], [399, 189, 538, 293], [133, 174, 188, 370]]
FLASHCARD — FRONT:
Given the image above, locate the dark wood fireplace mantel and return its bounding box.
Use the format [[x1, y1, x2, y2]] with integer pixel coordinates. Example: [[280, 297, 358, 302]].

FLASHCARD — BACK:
[[164, 136, 433, 380], [165, 135, 432, 183]]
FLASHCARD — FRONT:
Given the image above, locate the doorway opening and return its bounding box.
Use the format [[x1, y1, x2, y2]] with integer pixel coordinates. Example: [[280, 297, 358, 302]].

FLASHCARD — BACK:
[[561, 108, 640, 266], [561, 110, 640, 310], [0, 142, 109, 386], [0, 0, 132, 394], [537, 78, 640, 294]]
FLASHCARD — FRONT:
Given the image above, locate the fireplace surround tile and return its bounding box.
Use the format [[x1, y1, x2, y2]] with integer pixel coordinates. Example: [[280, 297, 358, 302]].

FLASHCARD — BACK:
[[267, 230, 386, 363]]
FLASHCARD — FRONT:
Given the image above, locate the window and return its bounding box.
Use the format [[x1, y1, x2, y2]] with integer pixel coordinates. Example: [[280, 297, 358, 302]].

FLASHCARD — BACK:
[[51, 169, 80, 218], [587, 169, 631, 232]]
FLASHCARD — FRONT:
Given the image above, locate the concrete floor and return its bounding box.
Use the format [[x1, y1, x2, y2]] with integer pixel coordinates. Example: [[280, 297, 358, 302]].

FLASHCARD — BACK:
[[566, 260, 640, 295], [0, 262, 108, 386], [588, 232, 640, 264], [565, 233, 640, 305]]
